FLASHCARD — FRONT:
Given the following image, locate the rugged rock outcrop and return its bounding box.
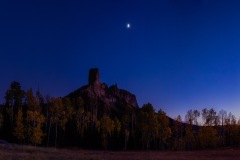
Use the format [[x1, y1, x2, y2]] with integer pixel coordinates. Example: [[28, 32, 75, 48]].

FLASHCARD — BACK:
[[88, 68, 100, 85], [66, 68, 139, 111]]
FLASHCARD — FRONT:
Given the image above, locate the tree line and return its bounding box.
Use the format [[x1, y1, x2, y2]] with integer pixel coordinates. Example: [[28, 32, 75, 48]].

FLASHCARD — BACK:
[[0, 81, 240, 150]]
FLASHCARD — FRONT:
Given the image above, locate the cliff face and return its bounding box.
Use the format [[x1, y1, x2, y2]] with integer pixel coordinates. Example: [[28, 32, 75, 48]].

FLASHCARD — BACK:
[[67, 68, 138, 110]]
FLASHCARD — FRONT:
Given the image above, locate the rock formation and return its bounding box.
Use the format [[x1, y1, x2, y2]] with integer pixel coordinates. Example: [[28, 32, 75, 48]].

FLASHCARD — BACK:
[[66, 68, 139, 112], [88, 68, 99, 85]]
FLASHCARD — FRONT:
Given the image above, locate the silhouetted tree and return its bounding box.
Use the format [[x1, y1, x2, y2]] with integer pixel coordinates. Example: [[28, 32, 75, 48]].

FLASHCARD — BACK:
[[202, 108, 218, 126], [157, 109, 171, 150], [5, 81, 24, 132], [218, 109, 227, 145], [137, 103, 159, 149], [185, 109, 200, 125], [49, 97, 63, 147], [75, 97, 85, 139], [172, 115, 184, 150]]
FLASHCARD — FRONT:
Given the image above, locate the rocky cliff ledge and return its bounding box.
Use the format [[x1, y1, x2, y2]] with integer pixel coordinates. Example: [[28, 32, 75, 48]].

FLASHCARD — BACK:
[[66, 68, 139, 110]]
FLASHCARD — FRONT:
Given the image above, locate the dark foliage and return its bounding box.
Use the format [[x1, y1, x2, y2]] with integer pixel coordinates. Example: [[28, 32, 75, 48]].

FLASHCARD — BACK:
[[1, 70, 240, 150]]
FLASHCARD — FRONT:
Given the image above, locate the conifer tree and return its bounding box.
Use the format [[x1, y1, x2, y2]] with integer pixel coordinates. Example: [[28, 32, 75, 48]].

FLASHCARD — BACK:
[[5, 81, 24, 133]]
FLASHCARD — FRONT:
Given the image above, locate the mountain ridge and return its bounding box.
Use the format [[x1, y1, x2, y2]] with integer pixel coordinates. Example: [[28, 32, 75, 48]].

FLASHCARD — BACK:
[[66, 68, 139, 113]]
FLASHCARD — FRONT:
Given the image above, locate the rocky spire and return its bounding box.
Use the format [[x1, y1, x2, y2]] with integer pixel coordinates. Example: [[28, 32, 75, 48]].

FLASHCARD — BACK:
[[67, 68, 139, 108], [88, 68, 100, 85]]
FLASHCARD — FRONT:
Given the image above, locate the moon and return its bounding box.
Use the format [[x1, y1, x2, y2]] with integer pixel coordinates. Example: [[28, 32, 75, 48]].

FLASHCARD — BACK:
[[126, 23, 131, 29]]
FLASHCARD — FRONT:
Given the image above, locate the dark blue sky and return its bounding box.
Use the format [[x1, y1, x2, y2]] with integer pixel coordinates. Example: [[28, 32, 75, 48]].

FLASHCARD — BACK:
[[1, 0, 240, 120]]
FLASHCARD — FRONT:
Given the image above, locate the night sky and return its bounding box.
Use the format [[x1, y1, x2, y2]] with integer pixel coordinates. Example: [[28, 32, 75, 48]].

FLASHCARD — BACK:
[[1, 0, 240, 120]]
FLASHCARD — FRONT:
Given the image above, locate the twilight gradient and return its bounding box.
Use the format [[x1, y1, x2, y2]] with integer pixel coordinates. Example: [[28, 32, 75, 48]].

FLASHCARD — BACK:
[[0, 0, 240, 119]]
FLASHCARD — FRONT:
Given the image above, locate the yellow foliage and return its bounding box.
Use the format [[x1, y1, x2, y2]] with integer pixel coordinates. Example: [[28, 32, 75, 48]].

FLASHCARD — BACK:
[[14, 109, 25, 142], [26, 110, 45, 145], [198, 127, 218, 148], [100, 115, 115, 149]]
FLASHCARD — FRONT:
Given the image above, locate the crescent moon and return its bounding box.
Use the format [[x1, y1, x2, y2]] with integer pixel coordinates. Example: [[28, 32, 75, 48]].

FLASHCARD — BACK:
[[126, 23, 131, 29]]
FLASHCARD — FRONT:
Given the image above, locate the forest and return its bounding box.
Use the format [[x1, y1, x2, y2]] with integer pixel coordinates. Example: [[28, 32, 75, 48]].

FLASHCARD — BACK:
[[0, 81, 240, 151]]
